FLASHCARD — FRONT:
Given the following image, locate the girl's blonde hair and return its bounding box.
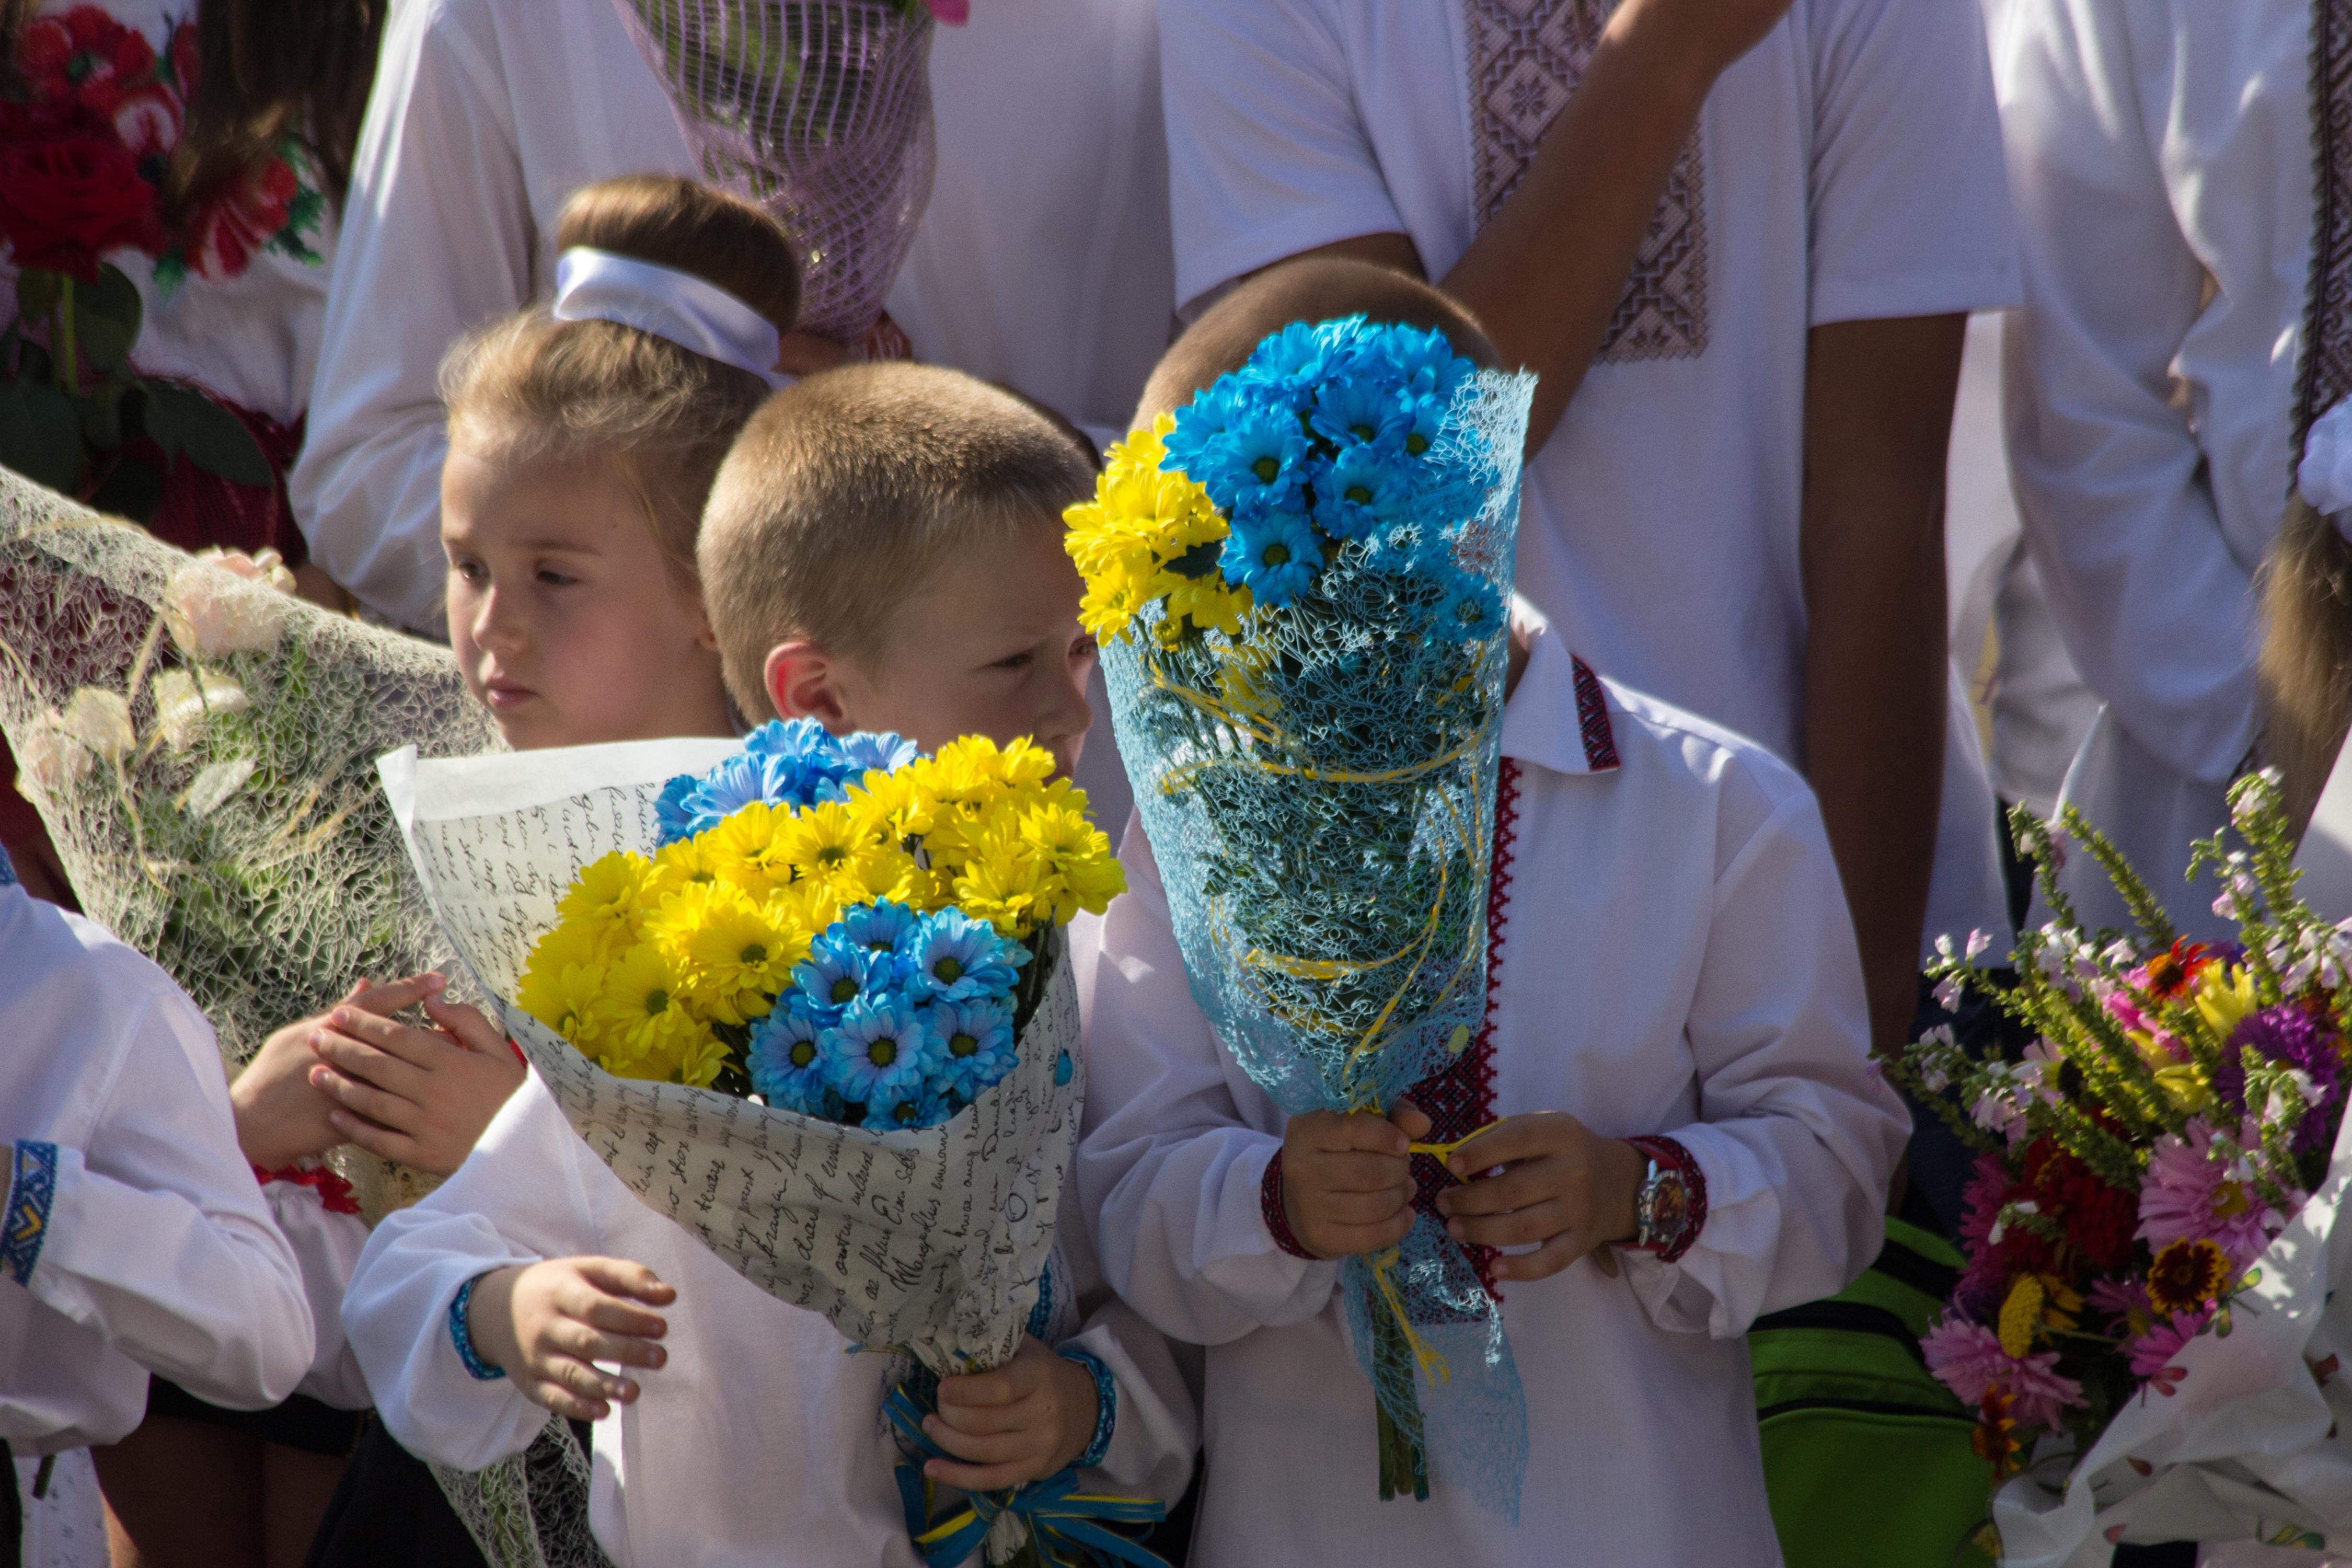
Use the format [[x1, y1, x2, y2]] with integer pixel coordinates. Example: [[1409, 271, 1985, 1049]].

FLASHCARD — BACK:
[[2260, 493, 2352, 831], [439, 175, 801, 586]]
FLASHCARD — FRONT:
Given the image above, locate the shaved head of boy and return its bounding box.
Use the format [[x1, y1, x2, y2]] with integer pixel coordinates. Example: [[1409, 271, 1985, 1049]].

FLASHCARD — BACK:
[[1136, 256, 1504, 424], [699, 362, 1101, 775]]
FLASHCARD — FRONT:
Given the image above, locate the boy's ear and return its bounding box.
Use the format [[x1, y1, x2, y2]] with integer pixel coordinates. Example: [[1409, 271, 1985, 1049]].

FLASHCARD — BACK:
[[764, 641, 851, 731]]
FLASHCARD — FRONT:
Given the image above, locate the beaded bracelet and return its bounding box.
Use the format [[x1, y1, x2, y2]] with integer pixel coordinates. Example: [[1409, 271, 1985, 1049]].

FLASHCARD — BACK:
[[1259, 1149, 1317, 1261], [1058, 1346, 1117, 1470], [2, 1140, 57, 1287], [448, 1273, 508, 1381]]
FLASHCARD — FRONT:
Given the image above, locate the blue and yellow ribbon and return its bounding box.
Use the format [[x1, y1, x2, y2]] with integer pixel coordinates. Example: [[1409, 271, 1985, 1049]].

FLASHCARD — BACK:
[[885, 1383, 1171, 1568]]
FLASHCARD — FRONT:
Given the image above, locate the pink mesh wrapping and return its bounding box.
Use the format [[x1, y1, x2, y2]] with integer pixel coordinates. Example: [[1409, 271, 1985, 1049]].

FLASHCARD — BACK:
[[611, 0, 937, 343]]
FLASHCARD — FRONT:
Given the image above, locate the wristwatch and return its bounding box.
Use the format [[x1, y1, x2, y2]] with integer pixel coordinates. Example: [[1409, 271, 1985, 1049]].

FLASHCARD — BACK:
[[1633, 1154, 1690, 1252]]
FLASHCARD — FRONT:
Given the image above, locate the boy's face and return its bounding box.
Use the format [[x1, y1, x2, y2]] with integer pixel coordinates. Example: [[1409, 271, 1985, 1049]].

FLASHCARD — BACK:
[[771, 520, 1098, 776], [442, 444, 733, 751]]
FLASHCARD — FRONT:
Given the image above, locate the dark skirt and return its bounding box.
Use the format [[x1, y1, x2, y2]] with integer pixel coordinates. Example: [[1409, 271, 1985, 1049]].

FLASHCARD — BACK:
[[145, 1377, 365, 1460], [301, 1416, 490, 1568]]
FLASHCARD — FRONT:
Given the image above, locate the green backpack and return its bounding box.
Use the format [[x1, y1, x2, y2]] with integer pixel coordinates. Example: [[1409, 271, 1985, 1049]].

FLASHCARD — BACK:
[[1751, 1217, 1995, 1568]]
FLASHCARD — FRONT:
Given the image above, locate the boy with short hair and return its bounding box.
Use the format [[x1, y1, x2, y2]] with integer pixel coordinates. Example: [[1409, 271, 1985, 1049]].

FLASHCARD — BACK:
[[343, 363, 1192, 1567], [1075, 261, 1911, 1565]]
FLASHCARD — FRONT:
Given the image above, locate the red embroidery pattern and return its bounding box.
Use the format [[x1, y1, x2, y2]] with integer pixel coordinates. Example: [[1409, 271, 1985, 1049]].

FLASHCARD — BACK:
[[1260, 1148, 1317, 1260], [1465, 0, 1709, 364], [253, 1162, 361, 1217], [1406, 757, 1523, 1296], [1571, 654, 1619, 771]]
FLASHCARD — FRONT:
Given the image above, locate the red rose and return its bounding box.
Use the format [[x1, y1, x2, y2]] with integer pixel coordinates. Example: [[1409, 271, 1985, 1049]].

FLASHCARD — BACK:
[[180, 155, 297, 281], [0, 100, 167, 279]]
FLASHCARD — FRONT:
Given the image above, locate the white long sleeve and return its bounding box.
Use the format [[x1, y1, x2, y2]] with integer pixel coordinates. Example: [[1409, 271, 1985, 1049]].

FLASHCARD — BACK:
[[289, 0, 691, 631], [1999, 0, 2311, 791], [0, 889, 315, 1451], [260, 1176, 377, 1410], [1039, 1187, 1198, 1506]]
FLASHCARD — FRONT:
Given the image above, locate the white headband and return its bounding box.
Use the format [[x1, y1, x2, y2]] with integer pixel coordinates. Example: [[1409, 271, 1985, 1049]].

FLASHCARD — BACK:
[[551, 248, 789, 388]]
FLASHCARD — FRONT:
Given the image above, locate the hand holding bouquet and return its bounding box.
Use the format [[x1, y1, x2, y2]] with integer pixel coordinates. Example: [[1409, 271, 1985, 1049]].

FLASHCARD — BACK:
[[1072, 316, 1537, 1516], [1893, 775, 2352, 1560]]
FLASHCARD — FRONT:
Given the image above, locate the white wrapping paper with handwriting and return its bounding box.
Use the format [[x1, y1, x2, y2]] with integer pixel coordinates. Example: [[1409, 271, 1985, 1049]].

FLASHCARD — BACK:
[[377, 739, 1080, 1375]]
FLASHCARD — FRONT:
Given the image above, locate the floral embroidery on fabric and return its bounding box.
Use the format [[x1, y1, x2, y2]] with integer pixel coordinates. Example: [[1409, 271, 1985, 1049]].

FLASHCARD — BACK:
[[252, 1160, 362, 1217], [1571, 654, 1620, 771], [2, 4, 326, 290], [1464, 0, 1709, 363], [1406, 756, 1522, 1297], [3, 1139, 60, 1285], [2295, 0, 2352, 459]]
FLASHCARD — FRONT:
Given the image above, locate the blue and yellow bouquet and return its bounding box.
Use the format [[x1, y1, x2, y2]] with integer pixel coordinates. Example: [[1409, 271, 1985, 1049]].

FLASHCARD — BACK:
[[1069, 317, 1537, 1516], [514, 719, 1120, 1123]]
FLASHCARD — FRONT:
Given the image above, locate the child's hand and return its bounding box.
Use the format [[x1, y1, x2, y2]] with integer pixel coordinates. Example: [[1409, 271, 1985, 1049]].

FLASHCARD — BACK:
[[465, 1259, 674, 1422], [1278, 1109, 1416, 1259], [308, 988, 527, 1175], [230, 974, 444, 1168], [1431, 1111, 1645, 1283], [924, 1335, 1099, 1491]]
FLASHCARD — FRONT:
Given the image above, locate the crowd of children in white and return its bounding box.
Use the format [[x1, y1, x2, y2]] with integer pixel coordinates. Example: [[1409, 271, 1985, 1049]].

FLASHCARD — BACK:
[[4, 0, 2349, 1564]]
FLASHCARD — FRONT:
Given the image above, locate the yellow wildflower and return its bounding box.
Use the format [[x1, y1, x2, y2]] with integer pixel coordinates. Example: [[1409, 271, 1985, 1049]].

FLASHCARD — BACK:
[[1998, 1274, 2045, 1358], [2193, 964, 2259, 1048]]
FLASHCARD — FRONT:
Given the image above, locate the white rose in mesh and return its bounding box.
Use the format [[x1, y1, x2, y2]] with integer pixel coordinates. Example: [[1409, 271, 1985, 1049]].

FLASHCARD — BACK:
[[164, 560, 290, 660], [2300, 398, 2352, 528], [16, 710, 94, 792], [62, 688, 135, 763], [153, 669, 250, 752]]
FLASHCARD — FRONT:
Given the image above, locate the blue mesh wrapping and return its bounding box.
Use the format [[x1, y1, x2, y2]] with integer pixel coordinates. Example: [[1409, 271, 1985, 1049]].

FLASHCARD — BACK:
[[1097, 319, 1536, 1516]]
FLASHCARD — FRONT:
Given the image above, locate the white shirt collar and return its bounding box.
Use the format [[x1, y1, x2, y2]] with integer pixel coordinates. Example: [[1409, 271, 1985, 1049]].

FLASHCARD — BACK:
[[1500, 618, 1621, 778]]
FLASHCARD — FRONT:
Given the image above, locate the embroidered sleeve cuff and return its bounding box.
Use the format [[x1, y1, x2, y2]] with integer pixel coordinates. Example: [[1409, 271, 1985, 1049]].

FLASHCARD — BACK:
[[3, 1139, 59, 1286], [1058, 1346, 1117, 1470], [448, 1273, 506, 1381], [1625, 1135, 1708, 1264], [253, 1162, 363, 1216], [1259, 1148, 1317, 1261]]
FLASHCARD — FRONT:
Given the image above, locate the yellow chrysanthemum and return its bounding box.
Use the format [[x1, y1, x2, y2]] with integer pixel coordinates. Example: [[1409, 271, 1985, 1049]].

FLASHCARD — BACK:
[[646, 880, 804, 1026], [852, 768, 937, 841], [1018, 802, 1125, 923], [643, 835, 724, 905], [702, 801, 800, 900], [556, 851, 651, 943], [776, 799, 883, 883], [953, 829, 1055, 936], [1164, 573, 1252, 640], [591, 944, 704, 1075], [1064, 417, 1237, 644], [769, 878, 845, 939], [516, 926, 607, 1042], [1998, 1274, 2045, 1359], [827, 842, 927, 908]]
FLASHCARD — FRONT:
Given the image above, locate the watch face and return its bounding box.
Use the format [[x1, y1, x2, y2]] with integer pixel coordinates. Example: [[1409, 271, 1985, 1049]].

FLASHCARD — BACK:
[[1647, 1170, 1689, 1242]]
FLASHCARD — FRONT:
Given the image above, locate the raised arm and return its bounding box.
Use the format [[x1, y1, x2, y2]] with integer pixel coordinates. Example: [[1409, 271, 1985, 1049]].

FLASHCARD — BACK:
[[288, 0, 536, 635], [1802, 313, 1965, 1048]]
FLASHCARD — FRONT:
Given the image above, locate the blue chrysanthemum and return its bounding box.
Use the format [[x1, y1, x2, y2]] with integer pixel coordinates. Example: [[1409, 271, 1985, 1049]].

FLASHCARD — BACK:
[[1160, 381, 1247, 477], [1366, 324, 1475, 404], [883, 1081, 960, 1131], [1240, 321, 1335, 407], [927, 996, 1018, 1102], [1220, 507, 1323, 607], [840, 900, 926, 964], [1313, 443, 1412, 541], [836, 730, 917, 778], [1308, 377, 1408, 451], [1202, 406, 1312, 515], [821, 995, 935, 1114], [654, 772, 702, 847], [1439, 567, 1505, 642], [1398, 395, 1449, 459], [907, 909, 1027, 1002], [792, 929, 892, 1018], [747, 994, 831, 1113]]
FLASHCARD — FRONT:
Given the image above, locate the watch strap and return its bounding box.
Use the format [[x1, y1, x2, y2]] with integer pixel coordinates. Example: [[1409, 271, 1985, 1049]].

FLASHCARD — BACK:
[[1624, 1135, 1706, 1263]]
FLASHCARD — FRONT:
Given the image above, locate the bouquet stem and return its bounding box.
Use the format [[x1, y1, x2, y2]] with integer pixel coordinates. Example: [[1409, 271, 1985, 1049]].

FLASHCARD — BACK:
[[1370, 1302, 1431, 1503]]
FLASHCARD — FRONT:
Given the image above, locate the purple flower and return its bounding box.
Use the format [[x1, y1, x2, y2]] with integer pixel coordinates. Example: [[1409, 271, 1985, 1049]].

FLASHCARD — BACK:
[[2213, 1004, 2342, 1161]]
